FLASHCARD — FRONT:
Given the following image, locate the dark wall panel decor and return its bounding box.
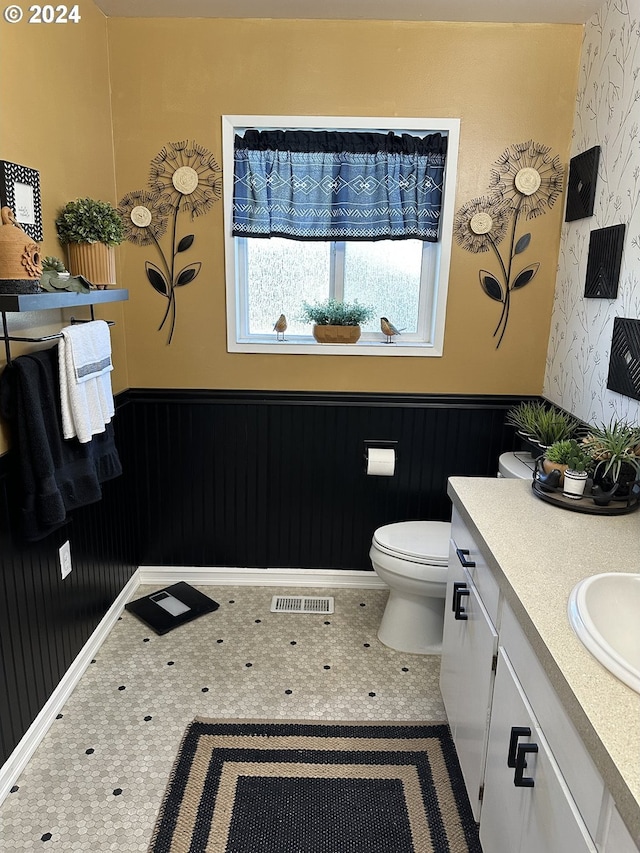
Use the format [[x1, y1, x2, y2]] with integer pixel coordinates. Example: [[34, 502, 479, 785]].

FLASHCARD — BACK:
[[584, 223, 626, 298], [607, 317, 640, 401], [126, 390, 524, 570], [565, 146, 600, 222], [0, 396, 138, 767]]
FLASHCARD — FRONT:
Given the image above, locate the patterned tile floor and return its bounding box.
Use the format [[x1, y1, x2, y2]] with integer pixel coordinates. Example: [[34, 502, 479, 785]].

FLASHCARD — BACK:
[[0, 585, 446, 851]]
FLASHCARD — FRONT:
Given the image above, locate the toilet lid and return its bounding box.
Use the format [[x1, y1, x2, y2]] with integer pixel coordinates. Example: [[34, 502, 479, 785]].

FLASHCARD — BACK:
[[373, 521, 451, 565]]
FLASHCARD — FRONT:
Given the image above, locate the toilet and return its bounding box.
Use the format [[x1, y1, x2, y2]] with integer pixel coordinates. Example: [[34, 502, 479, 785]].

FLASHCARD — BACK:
[[370, 453, 534, 656], [369, 520, 451, 655]]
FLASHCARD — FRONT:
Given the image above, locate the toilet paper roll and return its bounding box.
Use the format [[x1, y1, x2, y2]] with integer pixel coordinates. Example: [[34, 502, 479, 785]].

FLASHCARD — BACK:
[[366, 447, 396, 476]]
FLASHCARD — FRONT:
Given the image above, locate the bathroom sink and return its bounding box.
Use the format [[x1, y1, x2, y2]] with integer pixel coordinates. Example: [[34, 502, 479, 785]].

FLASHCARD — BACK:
[[568, 573, 640, 693]]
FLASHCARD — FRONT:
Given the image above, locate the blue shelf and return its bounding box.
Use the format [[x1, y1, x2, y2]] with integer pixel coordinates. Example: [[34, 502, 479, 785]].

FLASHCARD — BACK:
[[0, 288, 128, 312]]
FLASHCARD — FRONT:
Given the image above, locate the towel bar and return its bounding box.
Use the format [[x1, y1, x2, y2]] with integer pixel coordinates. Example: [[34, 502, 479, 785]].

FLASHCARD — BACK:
[[1, 305, 116, 365]]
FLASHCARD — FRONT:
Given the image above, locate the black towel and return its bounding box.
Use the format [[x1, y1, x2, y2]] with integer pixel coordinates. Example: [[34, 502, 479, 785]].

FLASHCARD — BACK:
[[0, 345, 122, 541]]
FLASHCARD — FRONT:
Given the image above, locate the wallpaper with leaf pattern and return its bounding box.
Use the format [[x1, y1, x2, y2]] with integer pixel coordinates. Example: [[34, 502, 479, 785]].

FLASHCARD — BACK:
[[544, 0, 640, 425]]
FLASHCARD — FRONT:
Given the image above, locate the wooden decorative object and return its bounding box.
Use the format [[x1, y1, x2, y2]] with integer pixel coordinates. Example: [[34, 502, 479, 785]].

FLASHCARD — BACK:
[[0, 206, 42, 293], [66, 241, 116, 288], [312, 324, 361, 344]]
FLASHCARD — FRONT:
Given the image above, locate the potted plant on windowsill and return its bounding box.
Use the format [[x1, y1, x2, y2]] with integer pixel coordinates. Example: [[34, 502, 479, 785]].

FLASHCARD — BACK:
[[301, 298, 375, 344], [55, 197, 125, 288]]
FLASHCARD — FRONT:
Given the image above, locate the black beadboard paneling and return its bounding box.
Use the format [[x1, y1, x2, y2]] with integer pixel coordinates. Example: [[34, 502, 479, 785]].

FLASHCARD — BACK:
[[0, 394, 138, 766], [126, 390, 527, 569], [0, 387, 533, 769]]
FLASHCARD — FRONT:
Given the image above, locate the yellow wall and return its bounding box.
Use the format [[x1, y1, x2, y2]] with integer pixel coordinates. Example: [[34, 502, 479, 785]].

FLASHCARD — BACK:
[[0, 2, 128, 452], [108, 18, 581, 394], [0, 11, 583, 454]]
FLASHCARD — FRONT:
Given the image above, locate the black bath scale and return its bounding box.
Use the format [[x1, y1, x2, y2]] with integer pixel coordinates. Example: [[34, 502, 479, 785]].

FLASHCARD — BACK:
[[125, 582, 220, 635]]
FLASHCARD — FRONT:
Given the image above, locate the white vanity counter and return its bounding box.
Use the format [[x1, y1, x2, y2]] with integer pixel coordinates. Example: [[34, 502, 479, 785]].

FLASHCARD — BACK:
[[447, 476, 640, 843]]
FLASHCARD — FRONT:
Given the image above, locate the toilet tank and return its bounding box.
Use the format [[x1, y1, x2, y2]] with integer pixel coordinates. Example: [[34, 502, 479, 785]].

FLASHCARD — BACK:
[[498, 451, 536, 479]]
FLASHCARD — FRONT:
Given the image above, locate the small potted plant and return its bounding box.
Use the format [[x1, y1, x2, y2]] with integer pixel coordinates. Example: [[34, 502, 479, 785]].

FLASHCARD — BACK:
[[301, 298, 375, 344], [543, 438, 582, 487], [562, 443, 591, 500], [581, 420, 640, 498], [55, 197, 125, 287]]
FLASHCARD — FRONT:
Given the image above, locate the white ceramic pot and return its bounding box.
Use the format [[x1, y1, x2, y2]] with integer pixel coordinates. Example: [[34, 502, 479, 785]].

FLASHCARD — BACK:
[[563, 469, 588, 499]]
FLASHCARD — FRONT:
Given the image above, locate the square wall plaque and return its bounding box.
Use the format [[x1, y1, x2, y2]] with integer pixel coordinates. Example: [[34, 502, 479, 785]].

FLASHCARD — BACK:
[[607, 317, 640, 402], [565, 146, 600, 222], [0, 160, 43, 242], [584, 223, 625, 298]]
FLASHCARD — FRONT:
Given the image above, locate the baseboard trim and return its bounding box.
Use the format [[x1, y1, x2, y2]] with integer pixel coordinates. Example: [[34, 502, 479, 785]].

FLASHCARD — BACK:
[[138, 566, 388, 589], [0, 571, 142, 808]]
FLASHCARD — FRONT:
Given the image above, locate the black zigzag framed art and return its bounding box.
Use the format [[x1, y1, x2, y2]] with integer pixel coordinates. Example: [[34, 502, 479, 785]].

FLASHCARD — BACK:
[[0, 160, 43, 241]]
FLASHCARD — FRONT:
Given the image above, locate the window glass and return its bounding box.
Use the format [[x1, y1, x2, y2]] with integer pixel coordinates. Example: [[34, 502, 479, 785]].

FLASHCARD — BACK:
[[343, 240, 422, 334], [246, 238, 331, 336]]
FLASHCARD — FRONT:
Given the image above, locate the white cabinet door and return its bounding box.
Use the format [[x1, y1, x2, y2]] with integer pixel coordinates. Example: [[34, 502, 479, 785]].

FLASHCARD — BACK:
[[481, 649, 597, 853], [440, 541, 498, 821]]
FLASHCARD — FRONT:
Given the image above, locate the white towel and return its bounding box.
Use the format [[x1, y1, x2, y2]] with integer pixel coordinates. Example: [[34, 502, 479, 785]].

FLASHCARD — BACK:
[[58, 321, 115, 444], [62, 319, 113, 382]]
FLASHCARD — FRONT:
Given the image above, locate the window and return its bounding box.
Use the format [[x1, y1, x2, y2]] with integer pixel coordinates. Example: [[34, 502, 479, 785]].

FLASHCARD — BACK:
[[223, 116, 460, 356]]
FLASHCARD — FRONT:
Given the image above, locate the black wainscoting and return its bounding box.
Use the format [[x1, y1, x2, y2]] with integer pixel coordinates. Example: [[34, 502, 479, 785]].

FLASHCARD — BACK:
[[0, 388, 530, 770], [127, 390, 525, 570], [0, 396, 138, 766]]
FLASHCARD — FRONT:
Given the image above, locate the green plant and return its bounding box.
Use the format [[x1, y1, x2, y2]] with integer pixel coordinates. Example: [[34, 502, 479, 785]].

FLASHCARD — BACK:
[[300, 298, 375, 327], [581, 421, 640, 483], [506, 401, 579, 446], [55, 198, 125, 246], [41, 256, 67, 272], [544, 439, 576, 464]]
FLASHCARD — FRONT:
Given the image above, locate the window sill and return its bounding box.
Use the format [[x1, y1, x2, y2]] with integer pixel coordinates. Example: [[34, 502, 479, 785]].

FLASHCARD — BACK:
[[227, 338, 442, 357]]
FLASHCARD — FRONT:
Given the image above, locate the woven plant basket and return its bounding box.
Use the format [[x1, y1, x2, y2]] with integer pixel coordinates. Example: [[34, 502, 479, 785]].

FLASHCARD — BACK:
[[66, 242, 116, 287], [313, 324, 361, 344]]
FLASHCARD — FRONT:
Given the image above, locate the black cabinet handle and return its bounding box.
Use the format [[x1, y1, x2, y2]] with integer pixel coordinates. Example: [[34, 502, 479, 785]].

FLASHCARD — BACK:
[[453, 584, 470, 620], [514, 743, 538, 787], [456, 547, 476, 568], [507, 726, 531, 768], [452, 581, 466, 612]]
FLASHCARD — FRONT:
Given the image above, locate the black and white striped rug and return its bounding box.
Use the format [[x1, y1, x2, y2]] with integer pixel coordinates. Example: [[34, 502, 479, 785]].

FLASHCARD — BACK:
[[148, 719, 482, 853]]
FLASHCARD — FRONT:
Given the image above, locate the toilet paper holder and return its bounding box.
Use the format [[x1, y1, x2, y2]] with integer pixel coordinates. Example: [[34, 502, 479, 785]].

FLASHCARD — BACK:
[[364, 440, 398, 475]]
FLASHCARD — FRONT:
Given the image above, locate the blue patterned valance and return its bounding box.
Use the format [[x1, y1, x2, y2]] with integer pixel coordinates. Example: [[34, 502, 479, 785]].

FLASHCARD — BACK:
[[232, 129, 448, 242]]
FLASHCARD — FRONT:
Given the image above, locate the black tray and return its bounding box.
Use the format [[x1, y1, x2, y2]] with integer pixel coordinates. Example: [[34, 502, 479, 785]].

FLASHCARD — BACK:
[[531, 477, 640, 515]]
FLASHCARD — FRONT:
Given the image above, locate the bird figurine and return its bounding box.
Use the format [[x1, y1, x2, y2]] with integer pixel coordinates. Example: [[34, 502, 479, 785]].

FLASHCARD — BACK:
[[273, 314, 287, 341], [591, 482, 619, 506], [535, 466, 561, 493], [380, 316, 401, 344], [380, 317, 403, 344]]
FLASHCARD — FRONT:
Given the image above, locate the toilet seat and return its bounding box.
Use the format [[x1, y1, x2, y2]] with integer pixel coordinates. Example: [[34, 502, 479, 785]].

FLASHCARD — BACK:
[[372, 521, 450, 566]]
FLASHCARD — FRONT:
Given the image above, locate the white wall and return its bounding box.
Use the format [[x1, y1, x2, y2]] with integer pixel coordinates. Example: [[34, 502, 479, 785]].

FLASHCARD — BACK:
[[545, 0, 640, 425]]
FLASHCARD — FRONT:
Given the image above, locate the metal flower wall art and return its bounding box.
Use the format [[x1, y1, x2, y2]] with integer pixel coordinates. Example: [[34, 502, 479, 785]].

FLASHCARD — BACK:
[[454, 141, 564, 348], [119, 141, 222, 344]]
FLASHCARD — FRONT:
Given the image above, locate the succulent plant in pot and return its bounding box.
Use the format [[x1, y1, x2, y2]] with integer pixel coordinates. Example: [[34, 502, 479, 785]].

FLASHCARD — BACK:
[[581, 420, 640, 497], [543, 438, 590, 487], [301, 298, 375, 344], [55, 197, 125, 287]]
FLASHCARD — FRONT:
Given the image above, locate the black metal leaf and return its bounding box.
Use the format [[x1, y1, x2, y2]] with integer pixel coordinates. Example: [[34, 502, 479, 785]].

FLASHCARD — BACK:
[[512, 263, 539, 289], [177, 234, 195, 253], [145, 261, 169, 296], [514, 233, 531, 255], [175, 262, 202, 286], [480, 270, 504, 302]]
